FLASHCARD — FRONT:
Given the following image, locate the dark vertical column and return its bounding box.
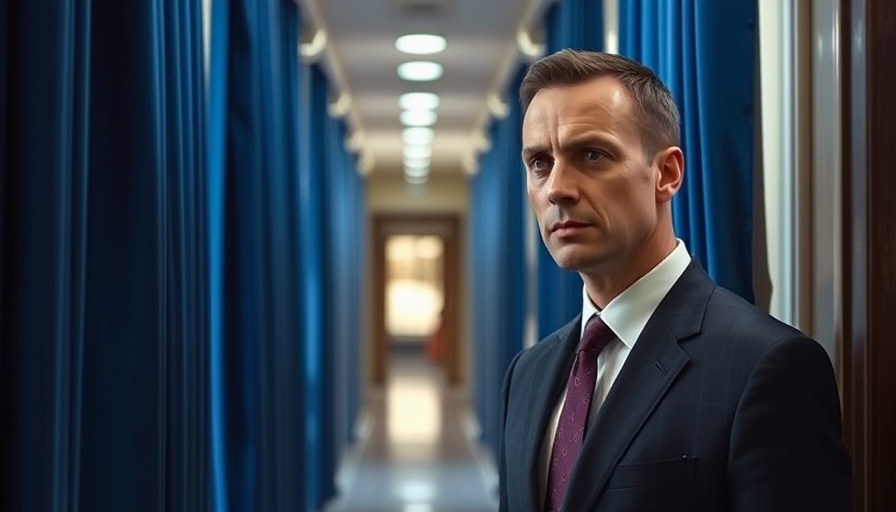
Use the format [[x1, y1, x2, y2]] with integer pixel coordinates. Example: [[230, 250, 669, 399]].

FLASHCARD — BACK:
[[443, 218, 461, 385], [840, 0, 896, 510], [371, 218, 387, 386]]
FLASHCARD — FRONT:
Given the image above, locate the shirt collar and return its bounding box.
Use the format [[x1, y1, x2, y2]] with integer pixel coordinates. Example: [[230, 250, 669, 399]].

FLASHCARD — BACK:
[[581, 241, 692, 349]]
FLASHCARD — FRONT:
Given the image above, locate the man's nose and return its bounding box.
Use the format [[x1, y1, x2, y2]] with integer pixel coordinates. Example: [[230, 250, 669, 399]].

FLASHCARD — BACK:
[[546, 160, 579, 204]]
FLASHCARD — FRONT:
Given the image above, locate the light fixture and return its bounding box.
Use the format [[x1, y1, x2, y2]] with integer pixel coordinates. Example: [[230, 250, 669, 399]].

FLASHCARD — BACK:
[[516, 29, 545, 60], [404, 173, 429, 185], [403, 145, 432, 160], [487, 92, 509, 119], [395, 34, 447, 55], [462, 152, 478, 175], [328, 91, 352, 118], [300, 28, 327, 60], [400, 109, 437, 127], [404, 156, 430, 169], [397, 61, 443, 82], [402, 127, 434, 145], [343, 129, 364, 152], [399, 92, 440, 111], [404, 166, 429, 178], [472, 128, 491, 152], [357, 152, 375, 176]]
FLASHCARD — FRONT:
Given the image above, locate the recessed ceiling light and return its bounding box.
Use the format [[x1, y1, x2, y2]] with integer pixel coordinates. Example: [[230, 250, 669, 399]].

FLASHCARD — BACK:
[[404, 145, 432, 159], [395, 34, 447, 55], [400, 109, 437, 127], [397, 61, 443, 82], [399, 92, 440, 111], [402, 127, 434, 145], [404, 172, 429, 185], [404, 166, 429, 178], [404, 156, 430, 168]]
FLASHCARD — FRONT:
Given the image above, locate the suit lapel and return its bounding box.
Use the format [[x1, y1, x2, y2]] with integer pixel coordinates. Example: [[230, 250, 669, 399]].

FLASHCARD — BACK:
[[519, 316, 581, 512], [563, 262, 715, 511]]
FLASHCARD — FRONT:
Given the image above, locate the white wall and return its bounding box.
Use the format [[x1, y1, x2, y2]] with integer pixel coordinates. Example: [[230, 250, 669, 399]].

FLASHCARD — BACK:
[[759, 0, 792, 324], [759, 0, 842, 363]]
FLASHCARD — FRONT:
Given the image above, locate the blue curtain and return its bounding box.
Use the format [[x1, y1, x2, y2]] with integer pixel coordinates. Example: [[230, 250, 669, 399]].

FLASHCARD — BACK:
[[545, 0, 604, 51], [534, 0, 606, 339], [619, 0, 757, 302], [297, 61, 333, 510], [469, 64, 529, 453], [207, 0, 306, 510], [323, 115, 366, 454], [296, 61, 367, 512], [1, 0, 209, 510]]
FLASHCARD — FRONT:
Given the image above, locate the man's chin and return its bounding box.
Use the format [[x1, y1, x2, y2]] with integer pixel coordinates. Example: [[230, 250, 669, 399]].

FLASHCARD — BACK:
[[549, 252, 591, 272]]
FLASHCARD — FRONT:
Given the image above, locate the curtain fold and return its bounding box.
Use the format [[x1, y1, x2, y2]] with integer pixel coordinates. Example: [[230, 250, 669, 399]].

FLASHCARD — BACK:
[[323, 115, 366, 465], [470, 64, 529, 453], [1, 0, 209, 510], [620, 0, 757, 301], [534, 0, 606, 339], [298, 61, 331, 510], [207, 0, 305, 510]]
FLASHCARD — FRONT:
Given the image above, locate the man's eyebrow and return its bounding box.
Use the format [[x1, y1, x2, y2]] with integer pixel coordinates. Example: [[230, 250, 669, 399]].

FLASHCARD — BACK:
[[561, 133, 622, 154], [521, 145, 547, 159]]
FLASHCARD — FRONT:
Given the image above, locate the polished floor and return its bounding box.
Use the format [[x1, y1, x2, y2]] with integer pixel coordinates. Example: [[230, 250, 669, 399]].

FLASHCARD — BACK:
[[327, 351, 499, 512]]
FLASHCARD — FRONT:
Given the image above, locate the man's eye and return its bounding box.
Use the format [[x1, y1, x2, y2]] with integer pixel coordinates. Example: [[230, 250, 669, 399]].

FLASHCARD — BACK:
[[585, 150, 603, 161], [530, 157, 550, 171]]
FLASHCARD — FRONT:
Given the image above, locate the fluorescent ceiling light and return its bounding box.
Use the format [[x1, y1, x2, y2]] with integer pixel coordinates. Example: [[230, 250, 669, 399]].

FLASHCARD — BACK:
[[400, 109, 437, 127], [404, 166, 429, 178], [399, 92, 440, 111], [397, 61, 443, 82], [395, 34, 447, 55], [403, 145, 432, 159], [404, 173, 429, 185], [404, 156, 430, 168], [402, 127, 434, 145]]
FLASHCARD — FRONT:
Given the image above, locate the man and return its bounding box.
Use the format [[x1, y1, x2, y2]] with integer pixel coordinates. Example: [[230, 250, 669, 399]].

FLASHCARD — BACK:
[[499, 49, 851, 511]]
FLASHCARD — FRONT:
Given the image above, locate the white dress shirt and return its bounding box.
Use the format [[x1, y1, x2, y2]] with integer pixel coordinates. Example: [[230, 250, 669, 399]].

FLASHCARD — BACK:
[[538, 241, 692, 505]]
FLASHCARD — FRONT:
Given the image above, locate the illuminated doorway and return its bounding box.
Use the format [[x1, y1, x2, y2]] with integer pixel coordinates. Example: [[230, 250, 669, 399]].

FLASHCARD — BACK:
[[372, 215, 461, 387]]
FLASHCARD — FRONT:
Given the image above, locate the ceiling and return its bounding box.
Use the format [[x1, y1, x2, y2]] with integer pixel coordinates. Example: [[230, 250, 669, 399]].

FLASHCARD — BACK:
[[297, 0, 551, 179]]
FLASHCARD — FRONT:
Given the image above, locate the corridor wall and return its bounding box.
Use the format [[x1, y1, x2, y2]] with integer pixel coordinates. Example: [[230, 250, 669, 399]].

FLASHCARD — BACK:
[[322, 114, 366, 456], [1, 0, 363, 510], [468, 64, 529, 454], [300, 61, 368, 510], [2, 1, 210, 510], [211, 7, 366, 508], [208, 0, 308, 510]]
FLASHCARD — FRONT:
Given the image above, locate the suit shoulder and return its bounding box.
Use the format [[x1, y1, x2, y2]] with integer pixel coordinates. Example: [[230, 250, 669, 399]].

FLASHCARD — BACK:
[[696, 285, 826, 366]]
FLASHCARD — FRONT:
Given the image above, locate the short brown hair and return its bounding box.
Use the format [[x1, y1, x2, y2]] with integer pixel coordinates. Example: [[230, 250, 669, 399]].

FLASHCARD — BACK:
[[520, 49, 680, 159]]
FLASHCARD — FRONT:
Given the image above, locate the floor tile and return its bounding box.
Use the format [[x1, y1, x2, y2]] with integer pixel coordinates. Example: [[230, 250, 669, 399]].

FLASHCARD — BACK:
[[327, 353, 499, 512]]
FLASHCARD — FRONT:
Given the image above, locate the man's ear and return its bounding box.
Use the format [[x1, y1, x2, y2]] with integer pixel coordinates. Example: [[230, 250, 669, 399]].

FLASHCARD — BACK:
[[655, 146, 684, 203]]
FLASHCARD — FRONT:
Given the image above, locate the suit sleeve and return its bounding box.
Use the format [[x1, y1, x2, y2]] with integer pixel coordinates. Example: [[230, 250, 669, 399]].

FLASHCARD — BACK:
[[728, 335, 852, 511], [498, 350, 523, 512]]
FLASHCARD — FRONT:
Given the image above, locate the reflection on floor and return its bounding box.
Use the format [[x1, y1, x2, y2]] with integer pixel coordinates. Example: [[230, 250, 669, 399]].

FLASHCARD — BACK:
[[327, 351, 499, 512]]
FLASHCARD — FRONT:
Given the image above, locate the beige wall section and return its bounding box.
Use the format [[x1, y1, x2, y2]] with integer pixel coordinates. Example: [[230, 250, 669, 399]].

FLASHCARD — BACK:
[[365, 172, 471, 389], [367, 173, 469, 214]]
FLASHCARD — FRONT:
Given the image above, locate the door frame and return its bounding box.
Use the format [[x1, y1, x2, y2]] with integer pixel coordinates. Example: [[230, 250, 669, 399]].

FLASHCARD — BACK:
[[371, 213, 462, 386]]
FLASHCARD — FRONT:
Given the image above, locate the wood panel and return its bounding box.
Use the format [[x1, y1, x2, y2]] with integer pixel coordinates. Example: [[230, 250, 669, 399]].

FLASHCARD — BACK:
[[840, 0, 896, 509]]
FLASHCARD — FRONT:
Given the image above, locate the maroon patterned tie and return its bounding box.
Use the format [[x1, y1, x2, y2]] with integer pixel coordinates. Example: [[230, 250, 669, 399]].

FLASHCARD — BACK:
[[545, 315, 616, 512]]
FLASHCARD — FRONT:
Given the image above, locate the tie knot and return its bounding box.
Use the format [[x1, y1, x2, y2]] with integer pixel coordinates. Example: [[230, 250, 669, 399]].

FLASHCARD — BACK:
[[578, 315, 615, 355]]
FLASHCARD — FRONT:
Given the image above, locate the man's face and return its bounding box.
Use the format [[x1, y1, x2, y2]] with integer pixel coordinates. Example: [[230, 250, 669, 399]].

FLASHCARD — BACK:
[[521, 77, 663, 278]]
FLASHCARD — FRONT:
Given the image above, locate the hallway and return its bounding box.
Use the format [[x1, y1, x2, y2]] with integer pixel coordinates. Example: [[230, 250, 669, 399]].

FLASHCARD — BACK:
[[327, 351, 498, 512]]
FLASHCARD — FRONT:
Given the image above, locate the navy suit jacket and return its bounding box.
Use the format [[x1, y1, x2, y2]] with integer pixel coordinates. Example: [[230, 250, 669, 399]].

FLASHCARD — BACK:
[[499, 262, 851, 511]]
